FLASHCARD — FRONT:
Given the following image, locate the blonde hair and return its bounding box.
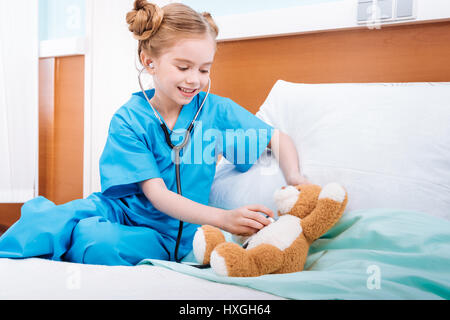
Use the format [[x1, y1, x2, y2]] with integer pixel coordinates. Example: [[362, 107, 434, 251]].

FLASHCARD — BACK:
[[126, 0, 219, 63]]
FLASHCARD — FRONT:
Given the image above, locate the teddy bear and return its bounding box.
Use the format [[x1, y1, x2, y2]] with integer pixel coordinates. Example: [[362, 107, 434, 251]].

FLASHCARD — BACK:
[[192, 183, 348, 277]]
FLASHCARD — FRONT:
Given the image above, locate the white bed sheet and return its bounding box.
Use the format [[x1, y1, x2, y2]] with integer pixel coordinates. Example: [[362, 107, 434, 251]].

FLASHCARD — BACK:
[[0, 258, 284, 300]]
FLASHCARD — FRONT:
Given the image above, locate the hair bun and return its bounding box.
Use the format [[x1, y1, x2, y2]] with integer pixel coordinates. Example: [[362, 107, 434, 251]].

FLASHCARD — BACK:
[[126, 0, 164, 41], [201, 12, 219, 38]]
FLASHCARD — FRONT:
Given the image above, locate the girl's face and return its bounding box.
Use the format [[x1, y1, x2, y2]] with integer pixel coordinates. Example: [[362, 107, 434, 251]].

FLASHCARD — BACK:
[[147, 35, 216, 109]]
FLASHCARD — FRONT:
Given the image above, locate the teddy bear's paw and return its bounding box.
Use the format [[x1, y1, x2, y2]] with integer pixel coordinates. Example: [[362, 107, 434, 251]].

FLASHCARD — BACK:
[[319, 183, 346, 203], [274, 186, 300, 214], [210, 242, 249, 277], [193, 225, 225, 265], [210, 250, 228, 276], [193, 227, 208, 264]]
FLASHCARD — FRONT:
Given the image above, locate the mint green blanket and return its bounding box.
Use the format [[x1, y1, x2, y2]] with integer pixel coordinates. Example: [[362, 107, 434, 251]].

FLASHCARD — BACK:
[[139, 209, 450, 300]]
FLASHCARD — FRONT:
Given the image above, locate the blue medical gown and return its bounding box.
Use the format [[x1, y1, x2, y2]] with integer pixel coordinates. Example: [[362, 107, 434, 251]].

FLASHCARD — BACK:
[[0, 89, 273, 265]]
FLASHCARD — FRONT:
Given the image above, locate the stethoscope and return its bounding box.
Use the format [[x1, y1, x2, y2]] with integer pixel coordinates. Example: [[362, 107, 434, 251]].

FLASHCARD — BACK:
[[138, 66, 211, 263]]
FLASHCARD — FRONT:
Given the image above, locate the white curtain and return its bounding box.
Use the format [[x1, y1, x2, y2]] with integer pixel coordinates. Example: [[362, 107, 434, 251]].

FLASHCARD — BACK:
[[0, 1, 39, 202]]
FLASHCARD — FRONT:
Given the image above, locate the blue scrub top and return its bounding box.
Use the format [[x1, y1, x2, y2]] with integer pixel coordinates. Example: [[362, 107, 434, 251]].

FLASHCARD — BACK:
[[99, 89, 274, 252]]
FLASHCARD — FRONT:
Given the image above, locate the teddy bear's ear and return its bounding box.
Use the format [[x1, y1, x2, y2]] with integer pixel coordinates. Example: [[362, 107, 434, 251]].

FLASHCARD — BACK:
[[274, 186, 301, 215]]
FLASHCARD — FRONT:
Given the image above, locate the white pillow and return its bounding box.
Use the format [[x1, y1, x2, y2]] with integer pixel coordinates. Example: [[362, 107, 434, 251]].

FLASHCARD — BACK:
[[209, 151, 286, 216], [210, 81, 450, 220]]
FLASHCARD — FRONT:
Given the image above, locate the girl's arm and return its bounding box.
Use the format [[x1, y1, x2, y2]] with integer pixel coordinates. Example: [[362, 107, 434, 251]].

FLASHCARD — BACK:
[[139, 178, 274, 236], [268, 129, 311, 186]]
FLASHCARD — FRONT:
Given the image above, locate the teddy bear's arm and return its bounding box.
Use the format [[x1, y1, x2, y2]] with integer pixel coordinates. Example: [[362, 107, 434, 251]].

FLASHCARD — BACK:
[[301, 183, 348, 243]]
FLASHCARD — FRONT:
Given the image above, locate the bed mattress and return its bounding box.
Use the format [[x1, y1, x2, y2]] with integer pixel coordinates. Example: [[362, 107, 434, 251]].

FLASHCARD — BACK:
[[0, 258, 283, 300]]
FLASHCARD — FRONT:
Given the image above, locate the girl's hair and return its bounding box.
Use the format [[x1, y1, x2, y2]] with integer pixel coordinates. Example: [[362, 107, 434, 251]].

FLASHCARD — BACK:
[[126, 0, 219, 62]]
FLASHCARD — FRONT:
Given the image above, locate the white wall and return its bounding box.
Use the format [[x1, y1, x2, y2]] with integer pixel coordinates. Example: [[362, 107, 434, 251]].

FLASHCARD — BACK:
[[82, 0, 450, 196], [182, 0, 340, 17]]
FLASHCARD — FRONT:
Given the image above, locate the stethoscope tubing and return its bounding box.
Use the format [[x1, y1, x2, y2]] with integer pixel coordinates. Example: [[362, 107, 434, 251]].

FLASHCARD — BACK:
[[138, 67, 211, 263]]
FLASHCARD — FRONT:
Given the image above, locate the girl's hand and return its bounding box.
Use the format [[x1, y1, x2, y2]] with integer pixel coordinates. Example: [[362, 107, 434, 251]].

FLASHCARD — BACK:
[[221, 204, 274, 236]]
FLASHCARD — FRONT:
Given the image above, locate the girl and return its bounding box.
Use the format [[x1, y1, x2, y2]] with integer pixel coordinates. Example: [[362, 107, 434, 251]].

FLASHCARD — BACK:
[[0, 1, 309, 266]]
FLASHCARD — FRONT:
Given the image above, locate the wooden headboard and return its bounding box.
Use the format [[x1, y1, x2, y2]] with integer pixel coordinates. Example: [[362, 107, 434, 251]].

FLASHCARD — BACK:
[[210, 20, 450, 114]]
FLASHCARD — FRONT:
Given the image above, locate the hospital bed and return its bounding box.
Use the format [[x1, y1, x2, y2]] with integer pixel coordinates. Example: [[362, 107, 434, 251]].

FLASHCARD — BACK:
[[1, 80, 449, 300], [1, 21, 450, 300]]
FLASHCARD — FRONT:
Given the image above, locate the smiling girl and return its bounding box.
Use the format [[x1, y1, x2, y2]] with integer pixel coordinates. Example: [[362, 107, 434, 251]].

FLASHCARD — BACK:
[[0, 0, 308, 266]]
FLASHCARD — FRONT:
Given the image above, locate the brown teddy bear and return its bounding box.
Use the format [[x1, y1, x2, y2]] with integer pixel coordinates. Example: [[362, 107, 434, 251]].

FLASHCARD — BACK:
[[193, 183, 348, 277]]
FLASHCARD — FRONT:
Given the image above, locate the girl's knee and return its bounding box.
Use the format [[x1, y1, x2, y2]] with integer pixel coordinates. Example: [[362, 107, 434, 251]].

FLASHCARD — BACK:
[[69, 218, 171, 265], [71, 217, 126, 265], [74, 215, 106, 232]]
